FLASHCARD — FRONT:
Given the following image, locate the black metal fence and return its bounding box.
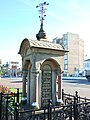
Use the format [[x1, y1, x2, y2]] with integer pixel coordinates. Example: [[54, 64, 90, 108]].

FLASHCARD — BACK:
[[0, 89, 22, 120], [1, 89, 90, 120], [62, 89, 90, 120]]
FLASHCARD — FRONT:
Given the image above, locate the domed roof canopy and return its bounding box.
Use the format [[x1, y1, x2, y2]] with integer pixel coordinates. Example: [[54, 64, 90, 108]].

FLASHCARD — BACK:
[[18, 38, 67, 56]]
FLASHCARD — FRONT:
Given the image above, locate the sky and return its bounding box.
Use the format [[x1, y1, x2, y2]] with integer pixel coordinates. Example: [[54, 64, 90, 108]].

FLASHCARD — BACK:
[[0, 0, 90, 67]]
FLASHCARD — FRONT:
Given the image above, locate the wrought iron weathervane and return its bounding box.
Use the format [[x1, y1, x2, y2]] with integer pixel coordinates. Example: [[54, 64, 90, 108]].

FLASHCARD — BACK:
[[36, 2, 49, 40]]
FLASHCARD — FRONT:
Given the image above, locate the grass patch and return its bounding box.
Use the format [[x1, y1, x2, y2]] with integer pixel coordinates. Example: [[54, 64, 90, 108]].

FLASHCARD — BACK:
[[10, 88, 22, 93], [10, 88, 22, 103]]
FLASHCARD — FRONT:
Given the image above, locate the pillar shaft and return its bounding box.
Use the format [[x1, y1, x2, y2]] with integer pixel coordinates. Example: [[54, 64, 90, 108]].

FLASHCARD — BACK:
[[29, 70, 37, 104], [58, 75, 61, 99], [27, 70, 30, 104], [22, 70, 27, 97], [33, 75, 36, 102]]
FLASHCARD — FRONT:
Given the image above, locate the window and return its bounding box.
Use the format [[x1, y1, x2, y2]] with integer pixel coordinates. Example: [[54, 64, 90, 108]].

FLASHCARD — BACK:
[[64, 54, 68, 60], [64, 64, 68, 70], [64, 39, 67, 45], [64, 59, 68, 64], [87, 63, 89, 67]]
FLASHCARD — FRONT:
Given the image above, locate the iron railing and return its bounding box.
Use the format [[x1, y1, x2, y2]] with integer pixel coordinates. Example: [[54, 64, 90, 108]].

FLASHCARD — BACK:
[[1, 89, 90, 120]]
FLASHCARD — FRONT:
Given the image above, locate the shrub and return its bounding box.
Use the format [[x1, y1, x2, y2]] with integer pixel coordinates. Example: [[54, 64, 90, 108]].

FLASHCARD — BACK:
[[0, 85, 11, 94]]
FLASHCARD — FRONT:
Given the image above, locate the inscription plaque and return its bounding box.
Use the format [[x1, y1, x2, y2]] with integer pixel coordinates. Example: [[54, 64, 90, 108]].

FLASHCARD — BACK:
[[41, 70, 52, 107]]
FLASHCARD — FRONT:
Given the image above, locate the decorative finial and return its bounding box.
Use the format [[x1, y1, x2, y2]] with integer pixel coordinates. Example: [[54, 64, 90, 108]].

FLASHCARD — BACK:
[[36, 2, 49, 40]]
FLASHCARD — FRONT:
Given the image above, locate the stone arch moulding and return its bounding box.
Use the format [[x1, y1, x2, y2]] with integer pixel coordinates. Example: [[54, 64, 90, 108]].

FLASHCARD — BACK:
[[40, 58, 61, 107], [40, 58, 61, 74], [22, 59, 31, 97], [18, 38, 30, 57], [22, 59, 32, 70]]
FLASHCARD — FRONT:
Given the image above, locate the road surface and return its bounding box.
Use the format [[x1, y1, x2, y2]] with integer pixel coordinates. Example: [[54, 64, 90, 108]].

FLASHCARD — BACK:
[[62, 77, 90, 98], [0, 77, 90, 99]]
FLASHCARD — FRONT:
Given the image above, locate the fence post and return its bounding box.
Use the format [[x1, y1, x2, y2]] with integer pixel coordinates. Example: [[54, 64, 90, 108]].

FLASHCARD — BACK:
[[5, 94, 9, 120], [48, 99, 52, 120], [17, 88, 19, 103], [69, 104, 72, 120], [75, 91, 78, 102], [0, 92, 3, 120], [85, 97, 87, 102], [14, 103, 19, 120], [62, 89, 64, 102], [74, 96, 78, 120]]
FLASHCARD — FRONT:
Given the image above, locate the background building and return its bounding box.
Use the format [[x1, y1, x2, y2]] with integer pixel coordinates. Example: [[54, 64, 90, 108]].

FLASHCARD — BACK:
[[9, 61, 19, 77], [53, 32, 84, 76], [84, 59, 90, 79], [0, 61, 22, 78], [84, 59, 90, 70]]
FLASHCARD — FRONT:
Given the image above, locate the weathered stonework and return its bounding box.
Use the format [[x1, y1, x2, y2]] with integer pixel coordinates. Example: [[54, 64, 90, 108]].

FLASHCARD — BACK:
[[18, 38, 67, 107]]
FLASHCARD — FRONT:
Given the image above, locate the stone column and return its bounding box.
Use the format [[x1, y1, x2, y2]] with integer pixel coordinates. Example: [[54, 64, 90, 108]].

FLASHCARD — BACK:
[[29, 54, 39, 108], [31, 69, 39, 108], [32, 71, 36, 102], [58, 74, 61, 99], [56, 67, 63, 103], [38, 70, 42, 107], [52, 70, 56, 105], [27, 69, 30, 104], [22, 69, 27, 101], [57, 74, 63, 104]]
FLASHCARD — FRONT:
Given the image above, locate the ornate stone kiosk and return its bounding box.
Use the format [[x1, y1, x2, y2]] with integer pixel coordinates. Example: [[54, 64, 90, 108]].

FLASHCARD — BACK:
[[18, 38, 67, 108]]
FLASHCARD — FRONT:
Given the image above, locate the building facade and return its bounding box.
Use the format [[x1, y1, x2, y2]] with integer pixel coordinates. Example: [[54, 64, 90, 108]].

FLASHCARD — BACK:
[[53, 32, 84, 76], [9, 61, 19, 77], [84, 59, 90, 70]]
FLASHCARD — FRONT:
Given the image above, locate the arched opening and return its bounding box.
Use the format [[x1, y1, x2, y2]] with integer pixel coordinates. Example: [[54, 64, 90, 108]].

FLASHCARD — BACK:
[[22, 59, 31, 102], [40, 58, 61, 107]]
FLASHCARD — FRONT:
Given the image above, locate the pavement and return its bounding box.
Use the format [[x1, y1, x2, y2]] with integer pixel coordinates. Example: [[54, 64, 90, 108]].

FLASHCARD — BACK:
[[0, 77, 90, 99]]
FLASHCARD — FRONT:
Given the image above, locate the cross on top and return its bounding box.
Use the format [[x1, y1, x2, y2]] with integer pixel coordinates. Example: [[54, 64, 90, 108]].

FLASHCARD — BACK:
[[36, 2, 49, 40]]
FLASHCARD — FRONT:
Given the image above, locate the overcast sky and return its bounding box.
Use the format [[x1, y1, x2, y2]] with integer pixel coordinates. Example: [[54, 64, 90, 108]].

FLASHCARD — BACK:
[[0, 0, 90, 67]]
